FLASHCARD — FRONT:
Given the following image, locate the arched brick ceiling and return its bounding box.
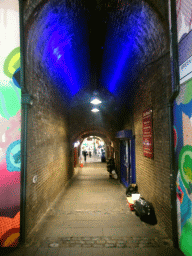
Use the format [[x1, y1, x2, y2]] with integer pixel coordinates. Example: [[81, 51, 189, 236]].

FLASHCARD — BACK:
[[71, 128, 112, 145], [26, 0, 91, 98], [25, 0, 168, 138], [101, 0, 168, 96], [26, 0, 168, 100]]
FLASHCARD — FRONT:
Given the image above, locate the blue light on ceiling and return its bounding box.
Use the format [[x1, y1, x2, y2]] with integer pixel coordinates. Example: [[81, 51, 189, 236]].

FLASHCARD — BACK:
[[107, 42, 132, 93], [101, 4, 149, 96], [101, 32, 135, 95], [43, 28, 79, 93], [30, 1, 90, 97]]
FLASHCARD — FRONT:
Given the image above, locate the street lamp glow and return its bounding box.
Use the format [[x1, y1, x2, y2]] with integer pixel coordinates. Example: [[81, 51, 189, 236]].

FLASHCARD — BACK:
[[91, 108, 99, 113], [91, 98, 102, 105]]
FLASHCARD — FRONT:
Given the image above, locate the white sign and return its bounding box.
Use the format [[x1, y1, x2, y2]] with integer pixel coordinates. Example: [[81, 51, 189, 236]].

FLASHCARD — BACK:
[[180, 55, 192, 84]]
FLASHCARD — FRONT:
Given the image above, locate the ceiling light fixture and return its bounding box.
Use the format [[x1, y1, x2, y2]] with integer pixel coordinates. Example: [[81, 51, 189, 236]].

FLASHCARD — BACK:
[[91, 98, 102, 105], [91, 108, 99, 113]]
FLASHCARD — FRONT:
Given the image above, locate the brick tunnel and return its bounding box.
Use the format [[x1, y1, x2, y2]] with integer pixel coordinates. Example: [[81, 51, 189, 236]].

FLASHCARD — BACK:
[[1, 0, 191, 255], [23, 0, 171, 239]]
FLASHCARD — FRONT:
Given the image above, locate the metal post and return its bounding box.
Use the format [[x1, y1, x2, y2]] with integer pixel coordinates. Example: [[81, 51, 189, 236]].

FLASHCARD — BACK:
[[19, 0, 33, 244], [168, 0, 180, 249]]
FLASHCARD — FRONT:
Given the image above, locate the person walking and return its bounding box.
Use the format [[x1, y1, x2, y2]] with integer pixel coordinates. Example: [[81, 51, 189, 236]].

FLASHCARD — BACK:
[[83, 151, 87, 162]]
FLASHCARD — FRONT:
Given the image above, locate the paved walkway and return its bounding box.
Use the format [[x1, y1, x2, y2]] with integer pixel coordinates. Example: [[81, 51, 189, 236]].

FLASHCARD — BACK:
[[4, 162, 183, 255], [82, 154, 103, 163]]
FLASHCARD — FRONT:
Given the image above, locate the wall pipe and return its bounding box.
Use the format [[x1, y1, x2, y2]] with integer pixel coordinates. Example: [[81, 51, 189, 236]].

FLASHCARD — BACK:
[[168, 0, 180, 249], [19, 0, 33, 244]]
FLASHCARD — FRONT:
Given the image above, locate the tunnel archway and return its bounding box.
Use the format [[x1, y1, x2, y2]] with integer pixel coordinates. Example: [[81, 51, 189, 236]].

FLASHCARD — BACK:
[[80, 136, 106, 163], [21, 0, 175, 245], [72, 128, 117, 168], [71, 128, 112, 145], [24, 0, 170, 152]]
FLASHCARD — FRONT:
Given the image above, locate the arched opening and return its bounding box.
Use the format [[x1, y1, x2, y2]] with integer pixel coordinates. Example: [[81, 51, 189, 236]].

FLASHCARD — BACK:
[[22, 0, 173, 247], [80, 136, 106, 163], [71, 128, 118, 170]]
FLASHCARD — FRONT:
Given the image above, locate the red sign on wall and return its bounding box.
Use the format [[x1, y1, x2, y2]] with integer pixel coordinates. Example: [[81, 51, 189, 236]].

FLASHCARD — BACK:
[[143, 109, 153, 159]]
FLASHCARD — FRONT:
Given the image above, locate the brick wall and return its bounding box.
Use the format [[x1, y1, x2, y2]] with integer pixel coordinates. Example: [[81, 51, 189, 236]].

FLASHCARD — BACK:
[[123, 54, 173, 238], [23, 0, 74, 239], [24, 66, 72, 239]]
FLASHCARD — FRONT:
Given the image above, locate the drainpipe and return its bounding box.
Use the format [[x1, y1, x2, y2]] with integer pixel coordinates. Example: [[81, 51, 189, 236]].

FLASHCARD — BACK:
[[20, 94, 33, 244], [19, 0, 33, 244], [168, 0, 180, 249]]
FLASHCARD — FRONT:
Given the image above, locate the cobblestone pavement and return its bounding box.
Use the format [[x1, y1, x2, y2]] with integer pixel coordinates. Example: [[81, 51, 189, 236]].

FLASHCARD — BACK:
[[84, 154, 102, 163], [42, 235, 172, 248], [3, 162, 184, 256]]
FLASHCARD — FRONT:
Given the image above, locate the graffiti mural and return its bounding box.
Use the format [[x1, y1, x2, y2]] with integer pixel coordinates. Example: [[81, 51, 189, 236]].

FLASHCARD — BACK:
[[0, 0, 21, 247], [174, 80, 192, 255], [173, 1, 192, 255]]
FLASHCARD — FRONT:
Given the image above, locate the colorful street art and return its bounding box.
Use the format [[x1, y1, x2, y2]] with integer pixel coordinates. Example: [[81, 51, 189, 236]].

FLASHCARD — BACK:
[[175, 80, 192, 255], [173, 1, 192, 255], [0, 0, 21, 247], [169, 0, 192, 254]]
